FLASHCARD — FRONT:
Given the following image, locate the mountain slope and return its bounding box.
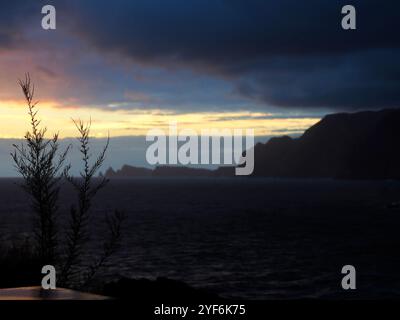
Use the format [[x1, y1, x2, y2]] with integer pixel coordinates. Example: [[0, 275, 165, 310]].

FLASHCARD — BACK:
[[252, 109, 400, 179]]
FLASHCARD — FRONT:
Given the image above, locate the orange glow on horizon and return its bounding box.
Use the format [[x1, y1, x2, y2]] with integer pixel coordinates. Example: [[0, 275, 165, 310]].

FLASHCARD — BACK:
[[0, 100, 320, 139]]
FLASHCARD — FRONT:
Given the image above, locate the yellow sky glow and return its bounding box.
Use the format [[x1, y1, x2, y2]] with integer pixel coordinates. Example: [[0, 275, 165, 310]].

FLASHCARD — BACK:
[[0, 100, 320, 139]]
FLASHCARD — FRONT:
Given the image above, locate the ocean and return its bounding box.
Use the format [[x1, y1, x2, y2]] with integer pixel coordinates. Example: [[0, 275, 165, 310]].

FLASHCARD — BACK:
[[1, 177, 400, 299]]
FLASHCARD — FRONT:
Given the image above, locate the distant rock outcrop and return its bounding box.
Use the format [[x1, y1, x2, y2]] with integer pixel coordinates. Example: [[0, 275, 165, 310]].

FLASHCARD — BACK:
[[106, 109, 400, 180], [105, 165, 152, 177], [105, 165, 235, 178]]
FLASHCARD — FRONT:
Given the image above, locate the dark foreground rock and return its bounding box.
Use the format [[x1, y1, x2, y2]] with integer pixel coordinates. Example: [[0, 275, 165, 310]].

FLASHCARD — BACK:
[[102, 277, 220, 301]]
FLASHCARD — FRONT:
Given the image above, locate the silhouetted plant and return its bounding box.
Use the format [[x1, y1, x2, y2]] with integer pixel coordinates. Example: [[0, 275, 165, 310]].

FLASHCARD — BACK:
[[81, 210, 125, 288], [11, 74, 70, 265], [61, 121, 124, 289], [0, 238, 42, 288], [11, 74, 124, 290], [59, 119, 110, 285]]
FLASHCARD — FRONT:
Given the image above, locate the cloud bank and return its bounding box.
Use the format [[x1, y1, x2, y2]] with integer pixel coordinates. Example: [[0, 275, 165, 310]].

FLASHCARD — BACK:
[[0, 0, 399, 112]]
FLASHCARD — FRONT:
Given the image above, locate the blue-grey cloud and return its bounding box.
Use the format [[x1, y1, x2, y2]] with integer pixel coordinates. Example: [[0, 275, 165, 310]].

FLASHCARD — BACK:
[[1, 0, 399, 111], [59, 0, 400, 110]]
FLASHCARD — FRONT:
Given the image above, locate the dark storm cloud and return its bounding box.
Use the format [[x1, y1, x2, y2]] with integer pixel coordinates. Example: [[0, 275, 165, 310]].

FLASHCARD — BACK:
[[0, 1, 42, 46], [1, 0, 399, 110], [63, 0, 399, 61], [56, 0, 400, 110], [234, 49, 400, 109]]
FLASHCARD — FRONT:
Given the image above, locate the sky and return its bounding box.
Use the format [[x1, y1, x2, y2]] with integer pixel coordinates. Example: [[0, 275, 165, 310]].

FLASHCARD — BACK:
[[0, 0, 399, 175]]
